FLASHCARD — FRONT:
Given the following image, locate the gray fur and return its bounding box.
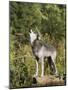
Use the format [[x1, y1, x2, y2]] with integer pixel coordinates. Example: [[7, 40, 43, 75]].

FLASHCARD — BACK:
[[29, 30, 58, 77]]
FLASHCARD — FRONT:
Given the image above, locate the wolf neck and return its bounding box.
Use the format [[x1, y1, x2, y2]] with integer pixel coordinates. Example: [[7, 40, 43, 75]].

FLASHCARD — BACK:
[[30, 38, 35, 45], [30, 39, 36, 46], [31, 39, 42, 49], [30, 35, 37, 45]]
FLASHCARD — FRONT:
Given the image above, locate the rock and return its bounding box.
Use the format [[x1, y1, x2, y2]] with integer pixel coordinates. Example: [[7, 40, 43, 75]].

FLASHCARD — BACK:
[[34, 75, 65, 86]]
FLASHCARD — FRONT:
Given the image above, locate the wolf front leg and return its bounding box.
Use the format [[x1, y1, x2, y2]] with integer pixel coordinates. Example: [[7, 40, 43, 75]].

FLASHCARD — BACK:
[[35, 60, 39, 77], [41, 58, 44, 77]]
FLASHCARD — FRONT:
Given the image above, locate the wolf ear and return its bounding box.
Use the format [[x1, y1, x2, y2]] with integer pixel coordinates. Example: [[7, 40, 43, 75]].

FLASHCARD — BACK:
[[37, 33, 41, 40], [29, 29, 33, 33], [30, 29, 33, 33]]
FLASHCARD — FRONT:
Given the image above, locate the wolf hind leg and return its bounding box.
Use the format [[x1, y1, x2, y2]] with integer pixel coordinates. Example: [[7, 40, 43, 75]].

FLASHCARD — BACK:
[[48, 56, 58, 75]]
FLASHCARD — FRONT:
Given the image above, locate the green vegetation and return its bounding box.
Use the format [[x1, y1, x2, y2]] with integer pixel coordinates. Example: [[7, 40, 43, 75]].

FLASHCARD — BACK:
[[9, 1, 66, 88]]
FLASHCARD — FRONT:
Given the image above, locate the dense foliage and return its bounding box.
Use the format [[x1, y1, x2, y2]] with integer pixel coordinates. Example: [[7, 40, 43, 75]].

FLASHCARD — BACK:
[[9, 1, 66, 88]]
